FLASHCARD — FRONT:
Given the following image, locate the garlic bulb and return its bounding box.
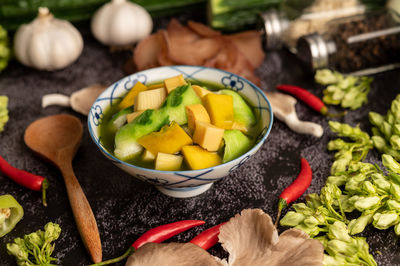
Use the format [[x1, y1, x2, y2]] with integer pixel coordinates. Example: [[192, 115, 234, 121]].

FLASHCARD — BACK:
[[91, 0, 153, 46], [14, 7, 83, 71]]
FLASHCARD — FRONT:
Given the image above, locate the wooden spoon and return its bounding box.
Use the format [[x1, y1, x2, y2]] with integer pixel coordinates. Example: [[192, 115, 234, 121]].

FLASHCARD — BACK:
[[24, 114, 102, 263]]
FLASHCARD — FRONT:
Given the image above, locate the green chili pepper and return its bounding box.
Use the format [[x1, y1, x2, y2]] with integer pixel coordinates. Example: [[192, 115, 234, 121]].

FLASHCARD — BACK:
[[0, 195, 24, 237]]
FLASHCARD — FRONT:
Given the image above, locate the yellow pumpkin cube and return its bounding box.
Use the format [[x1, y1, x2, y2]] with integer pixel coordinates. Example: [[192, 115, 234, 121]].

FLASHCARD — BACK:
[[193, 121, 224, 152], [164, 74, 187, 94], [185, 104, 211, 131], [148, 82, 164, 90], [192, 85, 212, 98], [134, 87, 166, 111], [118, 81, 148, 109], [126, 111, 144, 123], [182, 145, 222, 170], [155, 153, 183, 171], [203, 94, 234, 129], [138, 121, 192, 155]]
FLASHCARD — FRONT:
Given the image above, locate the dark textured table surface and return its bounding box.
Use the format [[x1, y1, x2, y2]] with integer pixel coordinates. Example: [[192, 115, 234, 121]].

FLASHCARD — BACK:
[[1, 16, 400, 266]]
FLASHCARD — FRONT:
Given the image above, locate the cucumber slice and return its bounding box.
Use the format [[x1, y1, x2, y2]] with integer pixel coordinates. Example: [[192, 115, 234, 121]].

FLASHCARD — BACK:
[[114, 84, 201, 161], [223, 129, 254, 163], [111, 106, 134, 130], [162, 84, 202, 125], [114, 109, 169, 161]]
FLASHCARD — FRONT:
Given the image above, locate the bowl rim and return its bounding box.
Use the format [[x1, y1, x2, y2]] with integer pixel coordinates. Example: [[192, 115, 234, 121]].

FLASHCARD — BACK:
[[88, 65, 273, 174]]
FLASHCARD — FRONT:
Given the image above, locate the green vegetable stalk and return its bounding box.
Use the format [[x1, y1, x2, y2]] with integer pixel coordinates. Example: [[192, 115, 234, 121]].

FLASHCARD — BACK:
[[0, 0, 206, 30], [7, 222, 61, 266], [315, 69, 373, 110], [0, 95, 9, 132], [0, 195, 23, 237], [208, 0, 282, 31]]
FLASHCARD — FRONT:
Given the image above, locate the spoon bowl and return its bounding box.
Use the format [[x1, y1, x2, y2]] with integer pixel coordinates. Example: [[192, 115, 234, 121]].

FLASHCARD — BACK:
[[24, 114, 82, 163], [24, 114, 102, 263]]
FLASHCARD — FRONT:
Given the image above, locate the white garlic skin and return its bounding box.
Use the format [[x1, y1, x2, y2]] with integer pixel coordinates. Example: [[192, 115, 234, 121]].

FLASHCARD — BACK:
[[91, 0, 153, 46], [14, 7, 83, 71]]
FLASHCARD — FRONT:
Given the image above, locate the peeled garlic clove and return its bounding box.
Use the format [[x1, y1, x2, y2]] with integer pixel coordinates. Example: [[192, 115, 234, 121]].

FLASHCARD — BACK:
[[91, 0, 153, 46], [42, 94, 71, 108], [14, 7, 83, 71]]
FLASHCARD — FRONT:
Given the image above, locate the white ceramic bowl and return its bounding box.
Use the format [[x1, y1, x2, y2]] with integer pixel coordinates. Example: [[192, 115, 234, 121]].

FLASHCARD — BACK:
[[88, 66, 273, 198]]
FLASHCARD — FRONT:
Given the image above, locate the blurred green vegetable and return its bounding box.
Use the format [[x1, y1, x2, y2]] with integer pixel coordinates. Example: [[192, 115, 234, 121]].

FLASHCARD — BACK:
[[0, 95, 9, 132], [7, 222, 61, 266], [0, 0, 206, 30], [369, 94, 400, 160], [208, 0, 282, 31], [315, 69, 373, 110], [0, 25, 10, 72]]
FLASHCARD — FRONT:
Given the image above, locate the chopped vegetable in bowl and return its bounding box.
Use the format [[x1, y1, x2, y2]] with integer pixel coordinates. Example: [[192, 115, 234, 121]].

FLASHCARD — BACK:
[[89, 66, 272, 197], [99, 74, 261, 171]]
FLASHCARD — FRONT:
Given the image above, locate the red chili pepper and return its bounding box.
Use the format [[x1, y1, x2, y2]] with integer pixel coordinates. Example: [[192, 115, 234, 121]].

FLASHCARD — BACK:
[[189, 222, 226, 250], [91, 220, 205, 266], [274, 158, 312, 227], [276, 84, 345, 117], [0, 155, 48, 206]]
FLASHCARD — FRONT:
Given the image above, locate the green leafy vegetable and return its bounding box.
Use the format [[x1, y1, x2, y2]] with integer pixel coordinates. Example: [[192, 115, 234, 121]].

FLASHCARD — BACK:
[[315, 69, 373, 110], [0, 95, 9, 132], [7, 222, 61, 266]]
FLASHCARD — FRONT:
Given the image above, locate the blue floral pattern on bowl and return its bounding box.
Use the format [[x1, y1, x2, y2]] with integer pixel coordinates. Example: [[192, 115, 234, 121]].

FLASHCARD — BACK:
[[88, 66, 273, 198], [90, 105, 103, 126], [123, 74, 147, 91], [222, 74, 244, 91]]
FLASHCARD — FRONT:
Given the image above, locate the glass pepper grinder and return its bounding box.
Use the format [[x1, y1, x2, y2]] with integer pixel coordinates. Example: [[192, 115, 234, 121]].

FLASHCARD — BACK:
[[260, 0, 366, 51], [296, 9, 400, 74]]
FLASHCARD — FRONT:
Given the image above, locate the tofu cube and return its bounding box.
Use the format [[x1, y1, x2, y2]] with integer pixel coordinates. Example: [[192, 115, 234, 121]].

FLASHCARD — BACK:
[[185, 104, 211, 131], [155, 153, 183, 171], [142, 149, 156, 161], [134, 87, 166, 111], [164, 74, 187, 94], [192, 85, 212, 98], [193, 121, 224, 152]]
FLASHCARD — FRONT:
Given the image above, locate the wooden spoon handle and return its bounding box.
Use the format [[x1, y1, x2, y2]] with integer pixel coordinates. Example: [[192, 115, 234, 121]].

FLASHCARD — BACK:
[[60, 162, 102, 263]]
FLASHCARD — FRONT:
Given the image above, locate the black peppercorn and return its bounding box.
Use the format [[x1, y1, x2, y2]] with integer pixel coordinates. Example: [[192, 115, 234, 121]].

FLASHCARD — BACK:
[[297, 11, 400, 73]]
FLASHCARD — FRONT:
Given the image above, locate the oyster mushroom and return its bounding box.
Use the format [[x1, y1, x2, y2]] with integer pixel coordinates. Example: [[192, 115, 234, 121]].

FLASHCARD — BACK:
[[125, 242, 224, 266], [265, 92, 324, 137], [42, 84, 106, 115], [218, 209, 324, 266]]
